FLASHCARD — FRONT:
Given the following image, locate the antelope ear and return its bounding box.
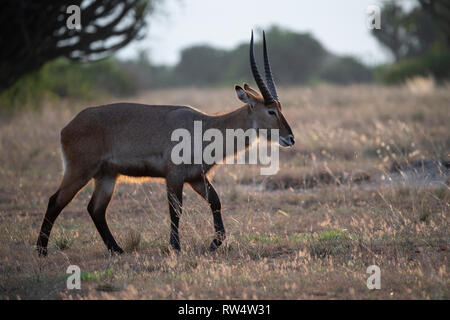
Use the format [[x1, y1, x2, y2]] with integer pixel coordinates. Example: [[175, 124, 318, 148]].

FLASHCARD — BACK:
[[235, 85, 256, 109], [243, 83, 260, 97]]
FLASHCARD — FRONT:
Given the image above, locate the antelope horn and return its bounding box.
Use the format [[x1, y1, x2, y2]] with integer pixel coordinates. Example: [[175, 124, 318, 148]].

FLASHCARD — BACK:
[[263, 31, 279, 101], [250, 30, 275, 105]]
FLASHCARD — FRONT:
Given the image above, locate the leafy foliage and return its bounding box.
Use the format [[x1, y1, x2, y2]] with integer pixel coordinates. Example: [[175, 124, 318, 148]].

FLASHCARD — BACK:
[[374, 47, 450, 83], [371, 1, 445, 62], [173, 26, 330, 86], [319, 56, 373, 85], [0, 58, 135, 112], [370, 1, 450, 84]]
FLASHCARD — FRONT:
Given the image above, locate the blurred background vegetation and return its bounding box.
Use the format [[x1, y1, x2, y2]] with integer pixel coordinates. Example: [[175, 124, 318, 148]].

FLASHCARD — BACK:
[[0, 0, 448, 113]]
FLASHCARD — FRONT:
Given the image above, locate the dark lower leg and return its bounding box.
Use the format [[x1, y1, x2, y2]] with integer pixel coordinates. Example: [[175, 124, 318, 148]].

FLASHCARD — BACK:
[[208, 187, 225, 251], [189, 179, 226, 251], [37, 171, 91, 256], [169, 212, 181, 251], [87, 179, 122, 254], [167, 183, 183, 251], [36, 191, 61, 256]]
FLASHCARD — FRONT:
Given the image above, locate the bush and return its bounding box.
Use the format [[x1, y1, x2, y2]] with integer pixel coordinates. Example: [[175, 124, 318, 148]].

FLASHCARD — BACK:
[[374, 49, 450, 84], [319, 56, 373, 84], [0, 58, 136, 113]]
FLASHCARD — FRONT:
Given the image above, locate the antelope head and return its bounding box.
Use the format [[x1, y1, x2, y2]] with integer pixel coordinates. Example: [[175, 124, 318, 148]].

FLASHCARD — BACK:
[[235, 31, 295, 147]]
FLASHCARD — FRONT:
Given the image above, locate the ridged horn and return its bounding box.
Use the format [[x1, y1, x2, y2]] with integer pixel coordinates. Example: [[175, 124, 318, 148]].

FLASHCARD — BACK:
[[263, 31, 279, 101], [249, 30, 275, 105]]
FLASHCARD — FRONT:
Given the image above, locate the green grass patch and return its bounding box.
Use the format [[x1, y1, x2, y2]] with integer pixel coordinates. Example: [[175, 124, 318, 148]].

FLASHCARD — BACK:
[[307, 230, 353, 258], [242, 233, 285, 244], [81, 267, 113, 282]]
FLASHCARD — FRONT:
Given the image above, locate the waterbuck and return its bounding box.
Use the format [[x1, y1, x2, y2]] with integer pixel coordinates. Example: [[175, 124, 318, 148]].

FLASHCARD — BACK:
[[36, 31, 295, 256]]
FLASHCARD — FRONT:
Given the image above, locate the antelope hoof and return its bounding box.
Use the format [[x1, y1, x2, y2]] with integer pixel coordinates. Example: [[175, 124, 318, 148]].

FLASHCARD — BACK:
[[170, 238, 181, 252], [209, 239, 223, 251], [36, 245, 48, 257], [109, 246, 124, 255]]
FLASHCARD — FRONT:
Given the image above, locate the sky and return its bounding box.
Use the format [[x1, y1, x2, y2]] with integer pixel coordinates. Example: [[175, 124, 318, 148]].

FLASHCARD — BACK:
[[117, 0, 413, 66]]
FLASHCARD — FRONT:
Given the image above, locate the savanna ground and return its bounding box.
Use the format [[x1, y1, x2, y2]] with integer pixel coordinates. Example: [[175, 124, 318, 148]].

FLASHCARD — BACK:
[[0, 82, 448, 299]]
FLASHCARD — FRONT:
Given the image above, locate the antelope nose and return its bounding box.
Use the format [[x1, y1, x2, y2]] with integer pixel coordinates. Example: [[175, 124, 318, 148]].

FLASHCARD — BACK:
[[288, 134, 295, 146]]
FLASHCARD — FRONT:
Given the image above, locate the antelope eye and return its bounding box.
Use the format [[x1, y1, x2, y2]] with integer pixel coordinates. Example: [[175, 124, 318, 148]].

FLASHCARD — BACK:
[[268, 110, 277, 116]]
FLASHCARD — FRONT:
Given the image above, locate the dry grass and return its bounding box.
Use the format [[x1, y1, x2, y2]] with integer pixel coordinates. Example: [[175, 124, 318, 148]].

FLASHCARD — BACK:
[[0, 84, 448, 299]]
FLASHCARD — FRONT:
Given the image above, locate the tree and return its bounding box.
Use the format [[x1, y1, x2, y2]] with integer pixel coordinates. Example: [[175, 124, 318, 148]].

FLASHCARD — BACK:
[[419, 0, 450, 45], [225, 27, 328, 85], [0, 0, 157, 93], [371, 1, 445, 62], [371, 2, 404, 62], [173, 26, 328, 86], [319, 56, 373, 85], [175, 46, 229, 86], [261, 27, 328, 84]]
